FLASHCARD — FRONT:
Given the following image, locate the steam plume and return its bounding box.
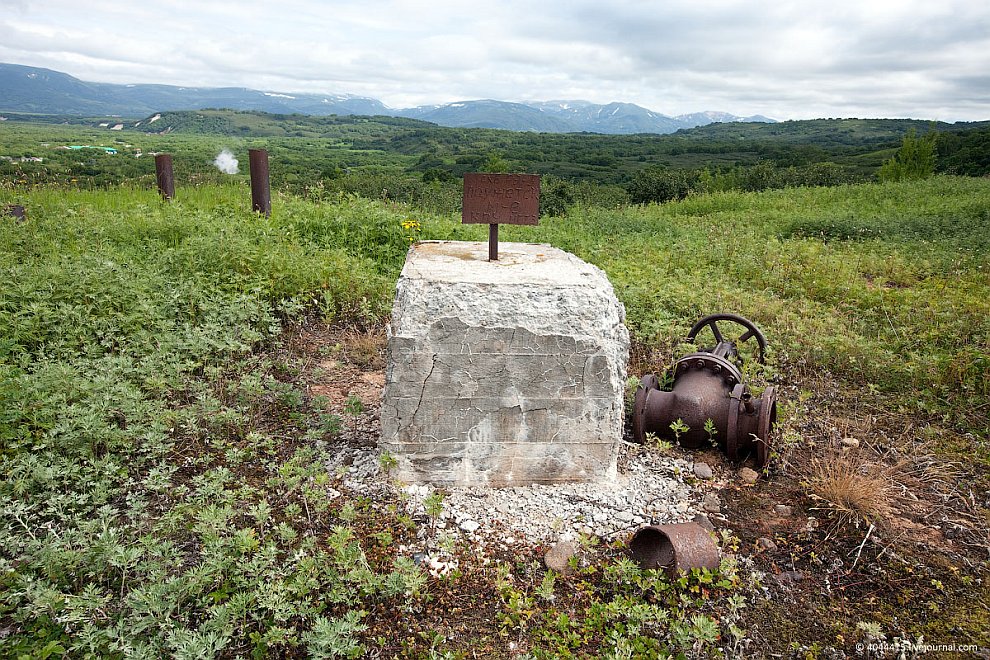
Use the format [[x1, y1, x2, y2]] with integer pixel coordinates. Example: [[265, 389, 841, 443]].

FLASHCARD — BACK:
[[213, 149, 239, 174]]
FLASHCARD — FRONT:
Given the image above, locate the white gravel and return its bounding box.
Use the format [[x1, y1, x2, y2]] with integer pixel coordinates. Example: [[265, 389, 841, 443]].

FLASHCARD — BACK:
[[326, 440, 703, 547]]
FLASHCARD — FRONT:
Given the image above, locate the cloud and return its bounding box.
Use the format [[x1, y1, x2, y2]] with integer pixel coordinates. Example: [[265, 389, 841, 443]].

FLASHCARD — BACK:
[[0, 0, 987, 120]]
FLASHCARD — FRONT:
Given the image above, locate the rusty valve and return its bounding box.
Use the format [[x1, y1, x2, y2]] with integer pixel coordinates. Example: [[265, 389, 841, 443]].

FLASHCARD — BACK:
[[632, 313, 777, 467]]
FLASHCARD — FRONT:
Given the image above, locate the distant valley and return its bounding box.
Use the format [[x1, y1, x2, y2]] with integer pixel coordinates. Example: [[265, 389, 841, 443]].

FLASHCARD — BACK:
[[0, 62, 774, 135]]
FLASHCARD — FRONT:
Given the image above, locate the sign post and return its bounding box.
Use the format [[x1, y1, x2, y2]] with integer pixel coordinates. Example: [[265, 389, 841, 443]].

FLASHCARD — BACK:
[[462, 173, 540, 261]]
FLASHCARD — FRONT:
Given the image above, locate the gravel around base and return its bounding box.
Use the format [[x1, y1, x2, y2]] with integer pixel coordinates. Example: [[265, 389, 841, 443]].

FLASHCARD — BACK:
[[327, 440, 702, 548]]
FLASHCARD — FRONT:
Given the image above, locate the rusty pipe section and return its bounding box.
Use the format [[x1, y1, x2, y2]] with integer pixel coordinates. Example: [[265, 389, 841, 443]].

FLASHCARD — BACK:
[[249, 148, 271, 217], [155, 154, 175, 201], [629, 522, 720, 573], [632, 314, 777, 468]]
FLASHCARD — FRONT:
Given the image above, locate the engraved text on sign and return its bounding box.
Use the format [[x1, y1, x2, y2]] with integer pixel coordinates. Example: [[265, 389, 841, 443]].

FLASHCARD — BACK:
[[462, 173, 540, 226]]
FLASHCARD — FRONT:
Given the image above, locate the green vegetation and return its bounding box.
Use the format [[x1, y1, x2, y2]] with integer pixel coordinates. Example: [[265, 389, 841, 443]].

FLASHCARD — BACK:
[[493, 552, 748, 658], [0, 186, 415, 657], [1, 113, 988, 656], [878, 129, 937, 182], [3, 111, 989, 215]]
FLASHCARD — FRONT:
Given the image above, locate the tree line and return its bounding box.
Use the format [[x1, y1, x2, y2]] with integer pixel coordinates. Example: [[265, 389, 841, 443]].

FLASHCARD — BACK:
[[1, 114, 986, 214]]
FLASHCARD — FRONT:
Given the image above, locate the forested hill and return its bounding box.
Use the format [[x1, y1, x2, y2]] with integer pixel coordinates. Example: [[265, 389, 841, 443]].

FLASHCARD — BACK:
[[89, 109, 990, 173], [3, 109, 989, 184], [18, 107, 978, 145], [671, 117, 990, 145]]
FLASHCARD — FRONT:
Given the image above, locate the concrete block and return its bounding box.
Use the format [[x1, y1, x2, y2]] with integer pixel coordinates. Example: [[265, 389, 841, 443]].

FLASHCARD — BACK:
[[380, 241, 629, 486]]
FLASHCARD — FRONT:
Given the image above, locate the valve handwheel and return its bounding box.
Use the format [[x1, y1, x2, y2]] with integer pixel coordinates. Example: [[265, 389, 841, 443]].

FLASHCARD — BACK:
[[686, 313, 768, 365]]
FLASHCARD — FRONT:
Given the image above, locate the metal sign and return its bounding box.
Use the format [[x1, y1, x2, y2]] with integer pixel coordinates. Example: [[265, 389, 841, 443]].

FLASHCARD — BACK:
[[462, 173, 540, 226], [462, 173, 540, 260]]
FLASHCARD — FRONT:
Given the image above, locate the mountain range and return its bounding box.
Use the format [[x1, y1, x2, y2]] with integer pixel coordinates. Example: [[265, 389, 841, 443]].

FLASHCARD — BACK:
[[0, 62, 775, 135]]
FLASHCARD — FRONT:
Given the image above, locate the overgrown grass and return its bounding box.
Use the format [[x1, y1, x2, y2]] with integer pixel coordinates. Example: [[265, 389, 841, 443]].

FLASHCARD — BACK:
[[525, 177, 989, 435], [0, 184, 420, 657], [0, 176, 987, 656]]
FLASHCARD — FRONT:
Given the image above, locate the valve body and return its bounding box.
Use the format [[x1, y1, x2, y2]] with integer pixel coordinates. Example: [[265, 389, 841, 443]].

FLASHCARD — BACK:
[[632, 320, 777, 467]]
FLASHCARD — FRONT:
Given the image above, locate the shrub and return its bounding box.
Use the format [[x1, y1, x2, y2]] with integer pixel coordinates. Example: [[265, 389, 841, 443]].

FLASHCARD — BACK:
[[540, 175, 575, 217], [878, 128, 937, 182], [628, 166, 692, 204]]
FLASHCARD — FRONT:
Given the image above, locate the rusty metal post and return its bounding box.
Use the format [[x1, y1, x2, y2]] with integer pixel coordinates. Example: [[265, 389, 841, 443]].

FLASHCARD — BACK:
[[489, 223, 499, 261], [154, 154, 175, 201], [249, 148, 271, 217]]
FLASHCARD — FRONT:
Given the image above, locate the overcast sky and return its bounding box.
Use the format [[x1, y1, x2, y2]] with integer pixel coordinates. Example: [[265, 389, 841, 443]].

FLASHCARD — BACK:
[[2, 0, 988, 121]]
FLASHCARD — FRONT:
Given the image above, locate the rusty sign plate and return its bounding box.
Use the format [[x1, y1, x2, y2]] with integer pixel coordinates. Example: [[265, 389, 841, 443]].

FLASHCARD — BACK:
[[462, 173, 540, 225]]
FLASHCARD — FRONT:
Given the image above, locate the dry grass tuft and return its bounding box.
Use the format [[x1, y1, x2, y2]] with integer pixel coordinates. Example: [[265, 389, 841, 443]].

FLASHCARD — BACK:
[[801, 454, 902, 526], [340, 328, 386, 370]]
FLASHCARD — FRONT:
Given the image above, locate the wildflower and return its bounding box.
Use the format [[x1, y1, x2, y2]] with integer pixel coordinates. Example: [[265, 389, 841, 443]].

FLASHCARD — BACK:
[[401, 219, 422, 243]]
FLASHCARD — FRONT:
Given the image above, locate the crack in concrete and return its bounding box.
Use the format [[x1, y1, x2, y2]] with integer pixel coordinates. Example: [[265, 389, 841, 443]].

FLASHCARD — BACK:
[[412, 353, 438, 423]]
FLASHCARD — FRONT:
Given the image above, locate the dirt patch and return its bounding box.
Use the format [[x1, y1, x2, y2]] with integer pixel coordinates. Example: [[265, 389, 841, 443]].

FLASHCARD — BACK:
[[714, 369, 990, 656], [263, 321, 990, 656]]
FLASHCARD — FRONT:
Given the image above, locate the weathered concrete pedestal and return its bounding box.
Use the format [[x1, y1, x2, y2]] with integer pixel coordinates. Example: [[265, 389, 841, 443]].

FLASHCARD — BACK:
[[380, 241, 629, 486]]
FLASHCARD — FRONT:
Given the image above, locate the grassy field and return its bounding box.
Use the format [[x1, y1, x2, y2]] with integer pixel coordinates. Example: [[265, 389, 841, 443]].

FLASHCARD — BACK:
[[1, 176, 988, 657]]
